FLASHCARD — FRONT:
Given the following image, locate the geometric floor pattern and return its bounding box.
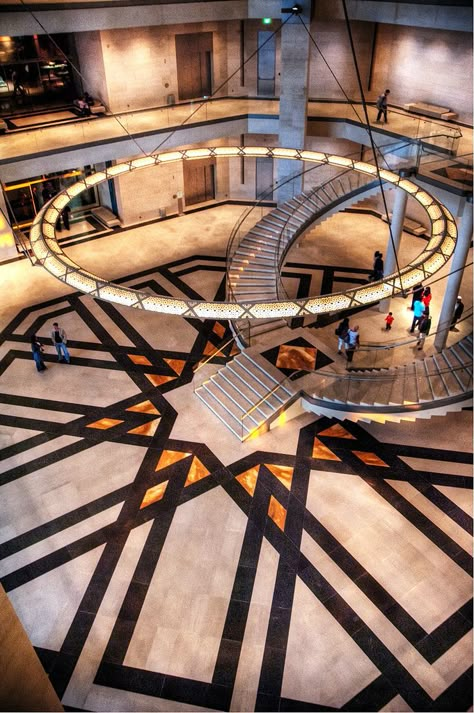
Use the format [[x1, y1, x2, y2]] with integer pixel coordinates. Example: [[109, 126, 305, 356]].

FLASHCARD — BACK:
[[0, 254, 472, 712]]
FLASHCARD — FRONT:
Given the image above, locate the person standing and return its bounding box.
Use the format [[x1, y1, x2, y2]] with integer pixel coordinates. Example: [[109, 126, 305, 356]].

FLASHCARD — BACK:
[[42, 181, 56, 205], [410, 299, 425, 333], [345, 324, 360, 365], [422, 286, 432, 310], [51, 322, 70, 363], [376, 89, 390, 123], [335, 316, 350, 355], [31, 334, 46, 372], [410, 283, 424, 310], [373, 252, 384, 280], [416, 310, 431, 350], [450, 296, 464, 330], [384, 312, 394, 330]]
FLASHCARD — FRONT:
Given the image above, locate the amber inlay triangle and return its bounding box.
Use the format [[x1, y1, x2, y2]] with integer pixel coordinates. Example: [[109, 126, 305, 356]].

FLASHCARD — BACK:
[[164, 358, 186, 375], [140, 480, 169, 509], [155, 449, 191, 471], [128, 354, 152, 366], [235, 466, 260, 496], [264, 464, 294, 490], [318, 424, 355, 439], [213, 322, 226, 338], [145, 374, 176, 387], [203, 341, 216, 356], [312, 437, 341, 461], [184, 456, 210, 486], [352, 451, 389, 467], [86, 418, 124, 430], [268, 495, 287, 531], [128, 418, 161, 436], [126, 400, 160, 415], [230, 344, 240, 356]]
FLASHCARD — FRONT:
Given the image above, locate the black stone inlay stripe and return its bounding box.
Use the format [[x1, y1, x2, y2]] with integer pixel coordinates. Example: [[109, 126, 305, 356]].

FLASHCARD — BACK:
[[0, 439, 94, 487], [0, 391, 88, 414], [34, 646, 59, 675], [297, 555, 433, 711], [303, 508, 429, 652], [280, 698, 339, 711], [411, 481, 473, 534], [0, 432, 53, 461], [0, 484, 130, 559], [387, 443, 473, 464], [365, 479, 472, 575], [342, 673, 399, 711], [212, 474, 270, 688], [429, 666, 473, 711]]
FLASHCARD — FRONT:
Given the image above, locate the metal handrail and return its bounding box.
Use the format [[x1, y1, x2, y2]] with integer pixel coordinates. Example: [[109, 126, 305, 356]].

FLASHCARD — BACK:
[[243, 369, 301, 420], [193, 328, 247, 374]]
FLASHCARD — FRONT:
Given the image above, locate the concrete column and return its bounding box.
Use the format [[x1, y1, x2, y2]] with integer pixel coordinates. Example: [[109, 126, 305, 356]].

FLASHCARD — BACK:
[[379, 184, 408, 313], [277, 1, 311, 204], [434, 199, 473, 352]]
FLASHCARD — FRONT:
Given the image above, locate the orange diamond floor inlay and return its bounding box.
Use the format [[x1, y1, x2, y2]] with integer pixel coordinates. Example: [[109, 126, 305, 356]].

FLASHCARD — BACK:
[[312, 437, 341, 461], [145, 374, 176, 387], [276, 345, 317, 371], [318, 424, 356, 439], [164, 358, 186, 375], [128, 354, 153, 366], [268, 495, 287, 531], [127, 418, 161, 436], [203, 341, 216, 356], [235, 466, 260, 496], [86, 418, 124, 430], [213, 322, 226, 338], [184, 456, 210, 486], [126, 400, 160, 415], [265, 464, 294, 490], [140, 480, 169, 509], [155, 449, 191, 471], [352, 451, 389, 467]]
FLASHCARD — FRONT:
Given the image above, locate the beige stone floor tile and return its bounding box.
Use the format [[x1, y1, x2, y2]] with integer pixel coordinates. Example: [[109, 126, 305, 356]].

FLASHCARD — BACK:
[[282, 577, 379, 708], [7, 545, 104, 650], [77, 296, 136, 347], [387, 480, 472, 552], [0, 424, 41, 449], [365, 411, 473, 451], [398, 456, 473, 477], [434, 484, 473, 516], [86, 685, 212, 712], [62, 520, 153, 709], [125, 487, 246, 680], [0, 503, 122, 577], [0, 403, 80, 425]]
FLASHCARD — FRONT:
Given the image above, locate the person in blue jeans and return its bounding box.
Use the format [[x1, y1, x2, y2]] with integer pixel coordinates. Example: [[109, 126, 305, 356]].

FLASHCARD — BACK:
[[410, 299, 425, 333], [31, 334, 46, 372], [51, 322, 70, 363]]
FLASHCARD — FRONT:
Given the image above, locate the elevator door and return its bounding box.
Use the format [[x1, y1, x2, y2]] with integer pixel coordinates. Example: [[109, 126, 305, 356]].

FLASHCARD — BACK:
[[183, 159, 216, 206], [255, 157, 274, 199], [176, 32, 213, 100]]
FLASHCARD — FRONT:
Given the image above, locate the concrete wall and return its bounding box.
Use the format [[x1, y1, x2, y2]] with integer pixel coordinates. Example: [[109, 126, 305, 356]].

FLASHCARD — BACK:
[[370, 24, 472, 123], [76, 21, 234, 114]]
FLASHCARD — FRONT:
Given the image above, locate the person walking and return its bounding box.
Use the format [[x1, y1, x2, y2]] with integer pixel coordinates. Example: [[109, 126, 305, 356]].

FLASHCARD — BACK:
[[369, 251, 384, 281], [31, 334, 47, 372], [335, 316, 350, 355], [450, 296, 464, 330], [384, 312, 394, 330], [376, 89, 390, 123], [410, 283, 424, 310], [410, 298, 425, 333], [345, 324, 360, 365], [51, 322, 70, 363], [416, 310, 431, 350]]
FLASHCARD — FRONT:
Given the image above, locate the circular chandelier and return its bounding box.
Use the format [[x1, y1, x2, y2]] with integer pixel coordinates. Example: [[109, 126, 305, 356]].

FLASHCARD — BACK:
[[30, 147, 457, 320]]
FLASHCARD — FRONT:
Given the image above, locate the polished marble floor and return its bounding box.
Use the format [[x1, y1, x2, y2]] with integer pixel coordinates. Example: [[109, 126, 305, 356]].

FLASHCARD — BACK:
[[0, 206, 472, 712]]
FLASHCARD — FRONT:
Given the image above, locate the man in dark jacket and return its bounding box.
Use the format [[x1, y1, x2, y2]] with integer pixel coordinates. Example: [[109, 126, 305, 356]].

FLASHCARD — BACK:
[[450, 296, 464, 330], [376, 89, 390, 123]]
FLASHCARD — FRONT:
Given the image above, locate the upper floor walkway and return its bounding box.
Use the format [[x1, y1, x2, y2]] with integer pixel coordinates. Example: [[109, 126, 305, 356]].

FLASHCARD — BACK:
[[0, 97, 472, 194]]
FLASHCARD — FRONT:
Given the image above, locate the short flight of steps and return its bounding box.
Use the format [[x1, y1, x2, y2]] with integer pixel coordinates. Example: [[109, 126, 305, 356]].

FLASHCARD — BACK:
[[305, 334, 473, 421], [195, 351, 298, 441]]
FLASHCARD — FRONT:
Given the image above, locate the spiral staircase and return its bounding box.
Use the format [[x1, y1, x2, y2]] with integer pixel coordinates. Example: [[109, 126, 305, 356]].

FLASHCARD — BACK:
[[194, 163, 472, 441]]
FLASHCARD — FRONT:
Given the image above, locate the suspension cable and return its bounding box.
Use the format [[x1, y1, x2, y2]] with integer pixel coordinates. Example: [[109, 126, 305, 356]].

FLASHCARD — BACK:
[[339, 0, 405, 291]]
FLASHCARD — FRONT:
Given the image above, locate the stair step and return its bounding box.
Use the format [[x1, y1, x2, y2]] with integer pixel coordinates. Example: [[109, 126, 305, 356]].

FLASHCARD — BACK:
[[207, 377, 263, 428], [217, 371, 277, 420], [195, 387, 247, 439]]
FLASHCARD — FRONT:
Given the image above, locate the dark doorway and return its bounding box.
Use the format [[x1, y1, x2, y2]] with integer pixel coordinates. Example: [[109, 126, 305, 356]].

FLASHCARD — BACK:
[[176, 33, 213, 101], [257, 31, 275, 96], [256, 157, 274, 199], [183, 159, 216, 206]]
